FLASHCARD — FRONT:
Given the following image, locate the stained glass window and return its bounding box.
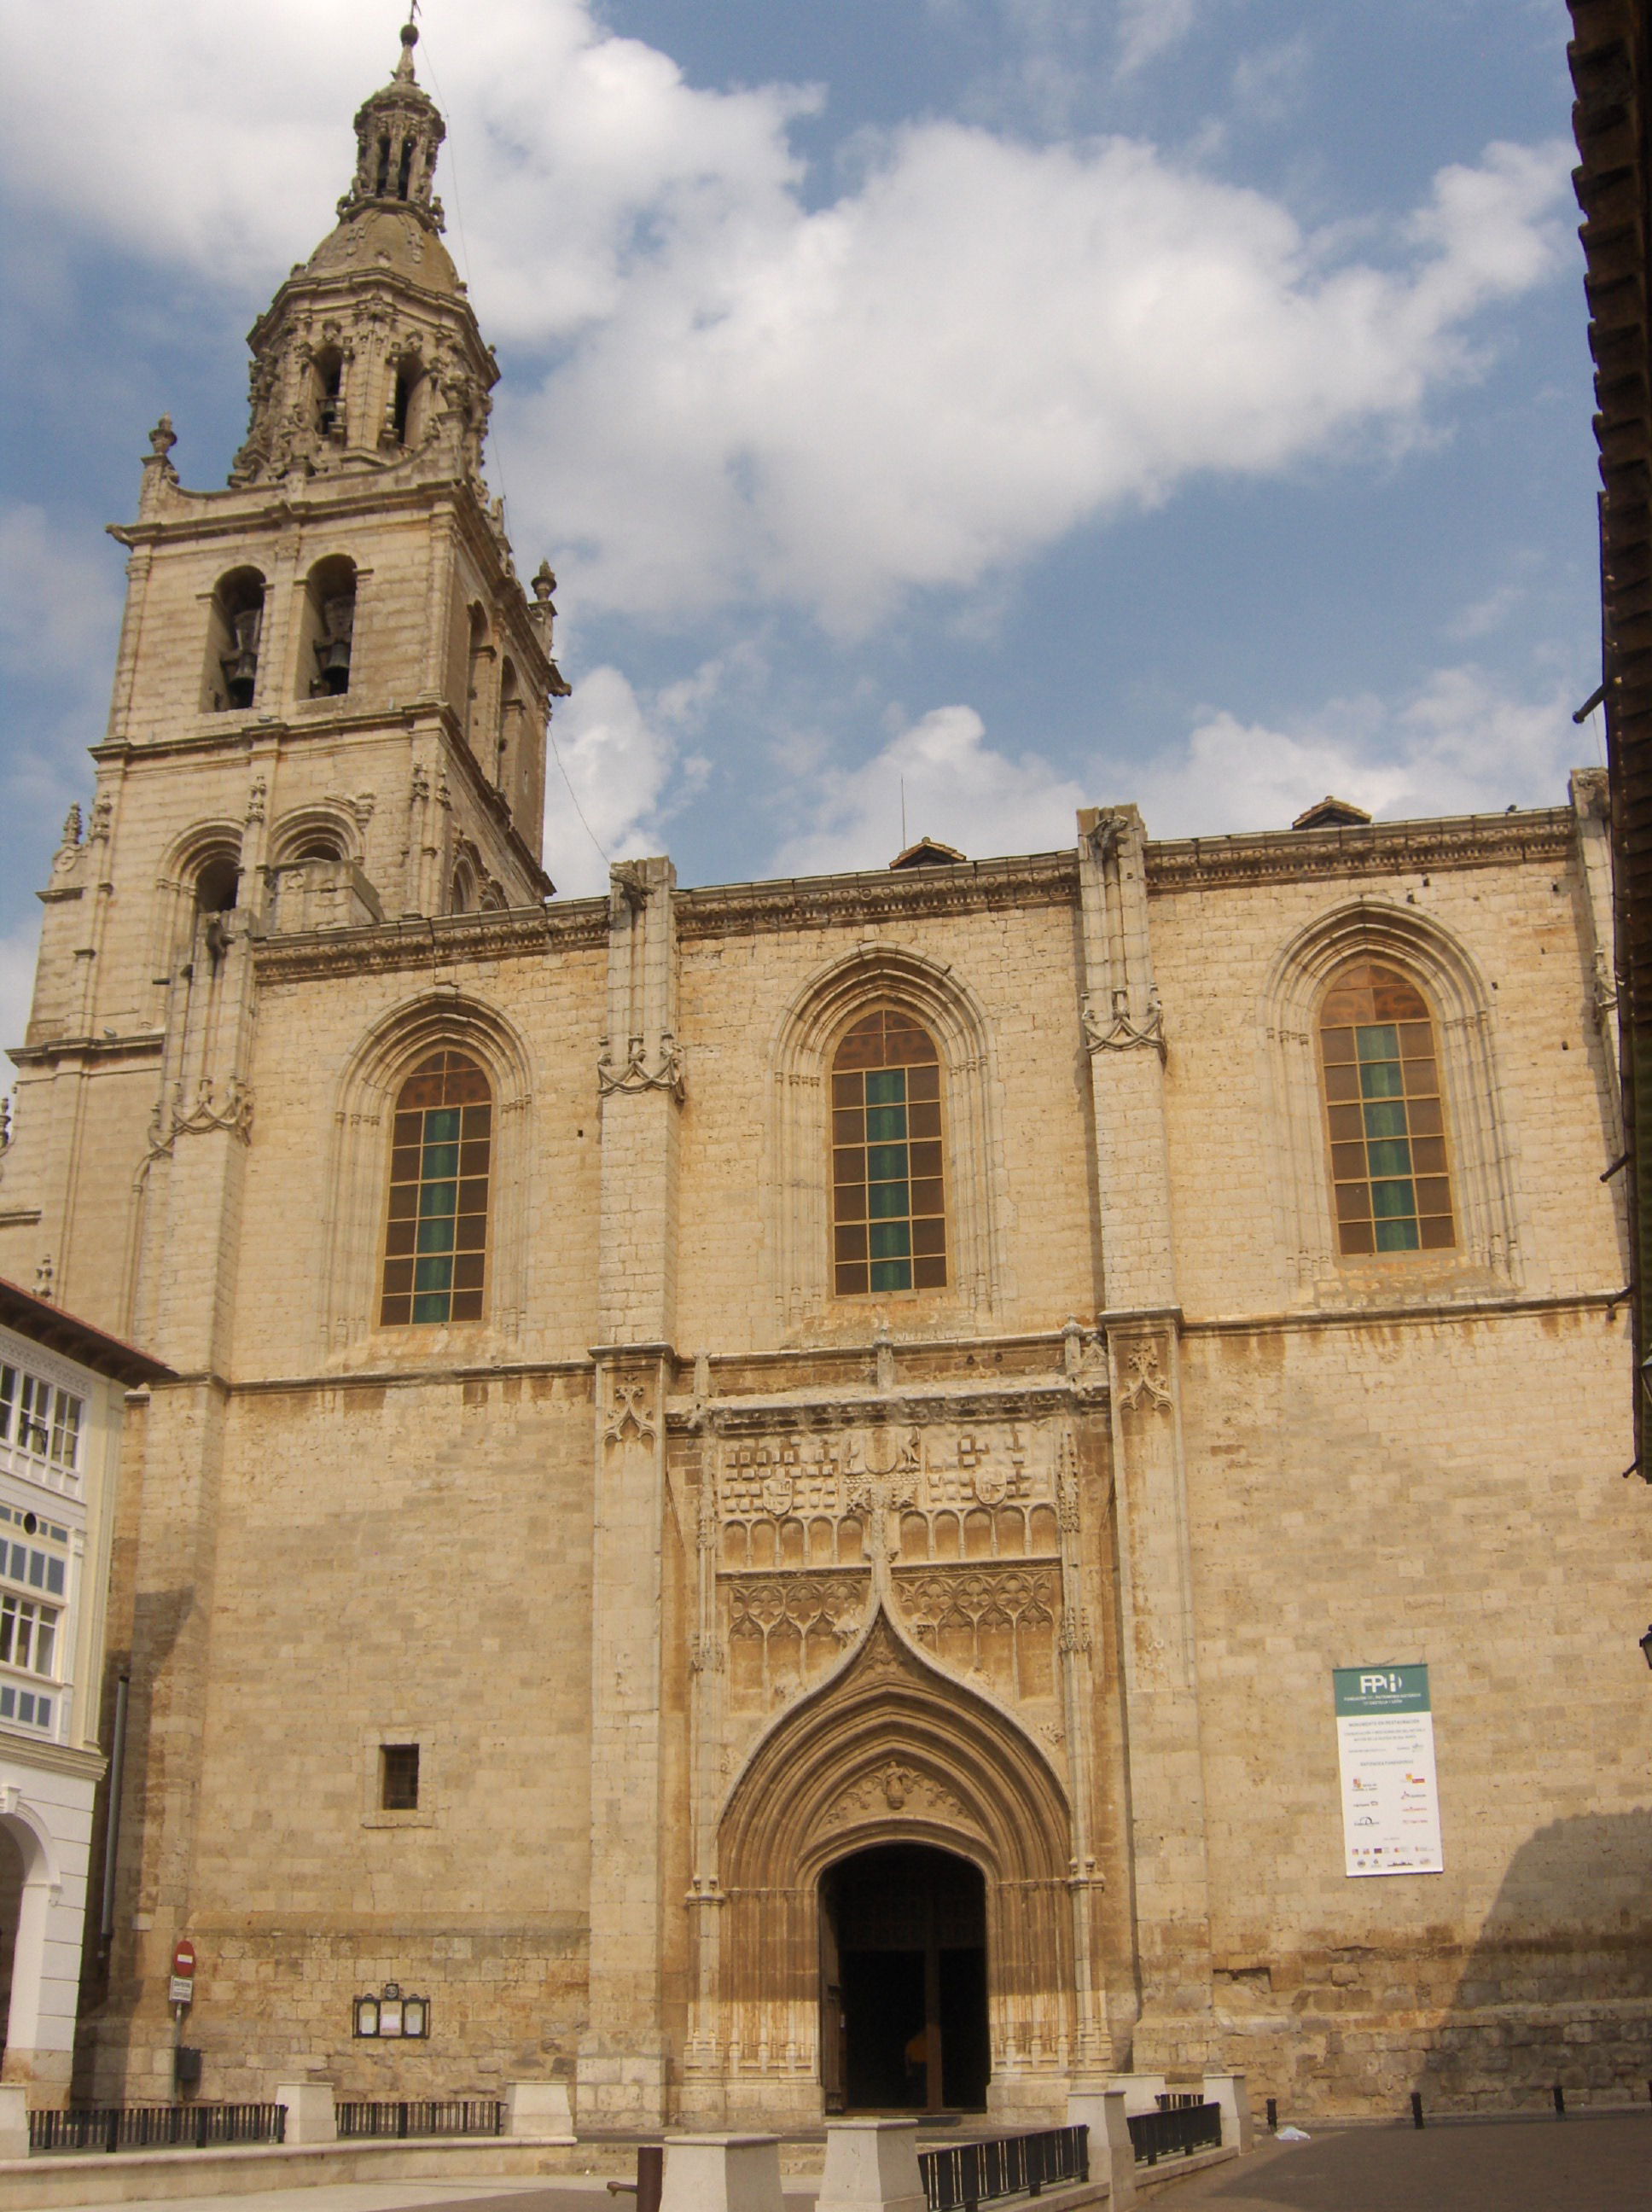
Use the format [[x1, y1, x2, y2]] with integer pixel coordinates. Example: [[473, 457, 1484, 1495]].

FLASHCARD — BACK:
[[831, 1009, 947, 1296], [1319, 963, 1455, 1256], [379, 1051, 492, 1325]]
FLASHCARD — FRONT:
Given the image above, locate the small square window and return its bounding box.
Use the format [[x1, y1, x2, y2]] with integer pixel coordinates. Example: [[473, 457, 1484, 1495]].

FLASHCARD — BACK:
[[381, 1743, 420, 1811]]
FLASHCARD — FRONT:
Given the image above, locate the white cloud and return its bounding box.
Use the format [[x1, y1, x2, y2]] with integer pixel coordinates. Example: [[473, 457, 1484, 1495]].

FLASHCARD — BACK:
[[763, 664, 1580, 879], [1134, 663, 1579, 835], [542, 664, 677, 898], [1116, 0, 1200, 77], [511, 129, 1571, 632], [0, 3, 1574, 637], [771, 705, 1086, 876]]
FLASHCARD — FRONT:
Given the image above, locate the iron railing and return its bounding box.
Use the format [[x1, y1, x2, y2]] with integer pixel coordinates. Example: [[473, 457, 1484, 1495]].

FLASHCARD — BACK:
[[334, 2098, 504, 2139], [1126, 2102, 1222, 2166], [29, 2103, 287, 2154], [919, 2124, 1088, 2212]]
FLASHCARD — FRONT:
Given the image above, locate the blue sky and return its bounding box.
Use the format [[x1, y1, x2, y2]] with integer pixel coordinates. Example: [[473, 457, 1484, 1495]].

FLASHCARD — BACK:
[[0, 0, 1603, 1056]]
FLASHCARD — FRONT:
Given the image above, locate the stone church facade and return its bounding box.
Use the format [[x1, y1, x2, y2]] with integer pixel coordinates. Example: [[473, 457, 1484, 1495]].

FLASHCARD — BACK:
[[0, 28, 1646, 2122]]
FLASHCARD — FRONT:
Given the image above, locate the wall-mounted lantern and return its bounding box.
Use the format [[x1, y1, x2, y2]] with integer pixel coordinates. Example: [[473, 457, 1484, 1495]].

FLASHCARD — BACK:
[[352, 1981, 432, 2038]]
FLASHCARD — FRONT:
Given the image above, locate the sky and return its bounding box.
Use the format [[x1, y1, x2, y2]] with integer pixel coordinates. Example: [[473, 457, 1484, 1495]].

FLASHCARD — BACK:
[[0, 0, 1605, 1065]]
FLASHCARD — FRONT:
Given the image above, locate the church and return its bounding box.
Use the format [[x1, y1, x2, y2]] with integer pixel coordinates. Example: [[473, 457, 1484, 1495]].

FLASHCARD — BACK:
[[0, 25, 1646, 2126]]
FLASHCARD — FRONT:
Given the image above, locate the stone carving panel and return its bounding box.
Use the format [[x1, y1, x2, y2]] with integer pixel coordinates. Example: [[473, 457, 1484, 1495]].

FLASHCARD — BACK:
[[716, 1419, 1062, 1571], [893, 1564, 1059, 1705], [818, 1757, 978, 1837], [724, 1571, 870, 1714]]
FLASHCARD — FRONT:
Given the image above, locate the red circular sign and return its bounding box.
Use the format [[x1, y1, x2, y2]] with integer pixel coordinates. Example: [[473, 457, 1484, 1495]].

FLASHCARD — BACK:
[[172, 1939, 196, 1977]]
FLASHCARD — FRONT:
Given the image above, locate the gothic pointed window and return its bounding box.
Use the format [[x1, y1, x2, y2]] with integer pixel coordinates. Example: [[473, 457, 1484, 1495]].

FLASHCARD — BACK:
[[380, 1051, 492, 1325], [1318, 962, 1455, 1255], [831, 1009, 947, 1296]]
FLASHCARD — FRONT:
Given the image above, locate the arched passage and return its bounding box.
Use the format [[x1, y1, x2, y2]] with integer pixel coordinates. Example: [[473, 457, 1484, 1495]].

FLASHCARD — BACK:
[[822, 1842, 989, 2113], [709, 1610, 1076, 2122]]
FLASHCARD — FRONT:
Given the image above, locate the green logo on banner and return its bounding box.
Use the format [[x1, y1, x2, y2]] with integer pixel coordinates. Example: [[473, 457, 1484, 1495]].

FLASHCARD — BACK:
[[1334, 1664, 1430, 1716]]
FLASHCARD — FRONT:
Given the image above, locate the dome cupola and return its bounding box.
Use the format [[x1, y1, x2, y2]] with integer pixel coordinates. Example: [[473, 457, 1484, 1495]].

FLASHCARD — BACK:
[[339, 20, 446, 233]]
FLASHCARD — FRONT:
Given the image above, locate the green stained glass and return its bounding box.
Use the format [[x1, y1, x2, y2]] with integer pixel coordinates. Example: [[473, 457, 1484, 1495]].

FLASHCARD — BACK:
[[1318, 964, 1456, 1262], [380, 1051, 492, 1326], [1367, 1138, 1413, 1177], [830, 1010, 948, 1296], [1371, 1179, 1416, 1218]]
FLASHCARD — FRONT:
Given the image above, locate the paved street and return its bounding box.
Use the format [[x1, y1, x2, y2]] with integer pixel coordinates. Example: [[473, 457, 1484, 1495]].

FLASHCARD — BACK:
[[1151, 2113, 1650, 2211]]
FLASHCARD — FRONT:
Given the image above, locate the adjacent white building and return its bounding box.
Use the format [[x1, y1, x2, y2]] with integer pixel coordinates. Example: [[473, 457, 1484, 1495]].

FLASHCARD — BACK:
[[0, 1278, 167, 2098]]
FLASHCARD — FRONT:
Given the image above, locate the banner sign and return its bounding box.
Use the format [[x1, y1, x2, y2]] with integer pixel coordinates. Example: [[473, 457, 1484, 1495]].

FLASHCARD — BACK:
[[1333, 1664, 1443, 1877]]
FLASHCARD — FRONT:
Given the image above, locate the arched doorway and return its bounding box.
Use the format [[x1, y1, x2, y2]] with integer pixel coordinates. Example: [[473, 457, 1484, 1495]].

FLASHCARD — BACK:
[[822, 1842, 989, 2113], [0, 1825, 22, 2066], [709, 1610, 1083, 2127]]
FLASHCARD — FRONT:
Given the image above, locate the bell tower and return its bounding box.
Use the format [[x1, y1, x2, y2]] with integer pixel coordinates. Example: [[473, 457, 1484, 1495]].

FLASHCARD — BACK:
[[0, 20, 569, 1340]]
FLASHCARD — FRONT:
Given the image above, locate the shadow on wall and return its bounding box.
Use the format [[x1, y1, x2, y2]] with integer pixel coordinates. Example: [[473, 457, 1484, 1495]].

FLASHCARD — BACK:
[[1412, 1808, 1652, 2113]]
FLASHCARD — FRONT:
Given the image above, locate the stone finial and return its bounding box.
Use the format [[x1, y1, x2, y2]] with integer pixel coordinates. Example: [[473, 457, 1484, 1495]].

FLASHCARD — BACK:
[[59, 803, 84, 850], [148, 414, 177, 462], [532, 562, 557, 606], [393, 19, 420, 82]]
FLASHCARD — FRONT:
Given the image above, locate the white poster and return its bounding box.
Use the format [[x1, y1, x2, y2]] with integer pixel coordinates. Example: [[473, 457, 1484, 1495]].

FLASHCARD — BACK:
[[1334, 1664, 1443, 1877]]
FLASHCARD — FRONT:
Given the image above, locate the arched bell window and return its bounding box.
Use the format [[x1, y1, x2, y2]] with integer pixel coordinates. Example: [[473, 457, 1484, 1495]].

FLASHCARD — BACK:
[[831, 1009, 947, 1295], [300, 556, 357, 698], [497, 657, 524, 793], [379, 1051, 492, 1326], [1318, 962, 1456, 1255], [311, 346, 345, 439], [201, 568, 265, 713]]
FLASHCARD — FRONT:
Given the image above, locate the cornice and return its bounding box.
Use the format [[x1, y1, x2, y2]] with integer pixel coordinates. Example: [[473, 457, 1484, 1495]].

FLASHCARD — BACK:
[[9, 1030, 166, 1072], [1144, 807, 1576, 892], [677, 851, 1079, 941], [679, 1379, 1105, 1435], [253, 899, 607, 983], [0, 1738, 107, 1785], [108, 469, 486, 547]]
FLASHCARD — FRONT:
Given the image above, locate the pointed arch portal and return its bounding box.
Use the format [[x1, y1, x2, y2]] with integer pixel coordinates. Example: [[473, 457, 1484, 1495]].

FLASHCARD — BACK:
[[708, 1612, 1077, 2121]]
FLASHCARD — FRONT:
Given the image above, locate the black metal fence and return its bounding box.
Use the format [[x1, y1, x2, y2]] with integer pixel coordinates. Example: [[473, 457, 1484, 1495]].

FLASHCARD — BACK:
[[919, 2124, 1089, 2212], [29, 2104, 287, 2154], [1126, 2102, 1223, 2166], [334, 2098, 504, 2139]]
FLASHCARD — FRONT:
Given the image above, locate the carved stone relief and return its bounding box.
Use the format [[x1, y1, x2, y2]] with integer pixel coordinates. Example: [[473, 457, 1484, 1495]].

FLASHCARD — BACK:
[[711, 1416, 1079, 1726], [818, 1757, 976, 1835], [893, 1563, 1058, 1703], [724, 1572, 870, 1713]]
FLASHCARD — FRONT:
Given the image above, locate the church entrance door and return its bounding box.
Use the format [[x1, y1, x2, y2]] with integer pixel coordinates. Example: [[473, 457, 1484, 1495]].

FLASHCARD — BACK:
[[820, 1842, 989, 2113]]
